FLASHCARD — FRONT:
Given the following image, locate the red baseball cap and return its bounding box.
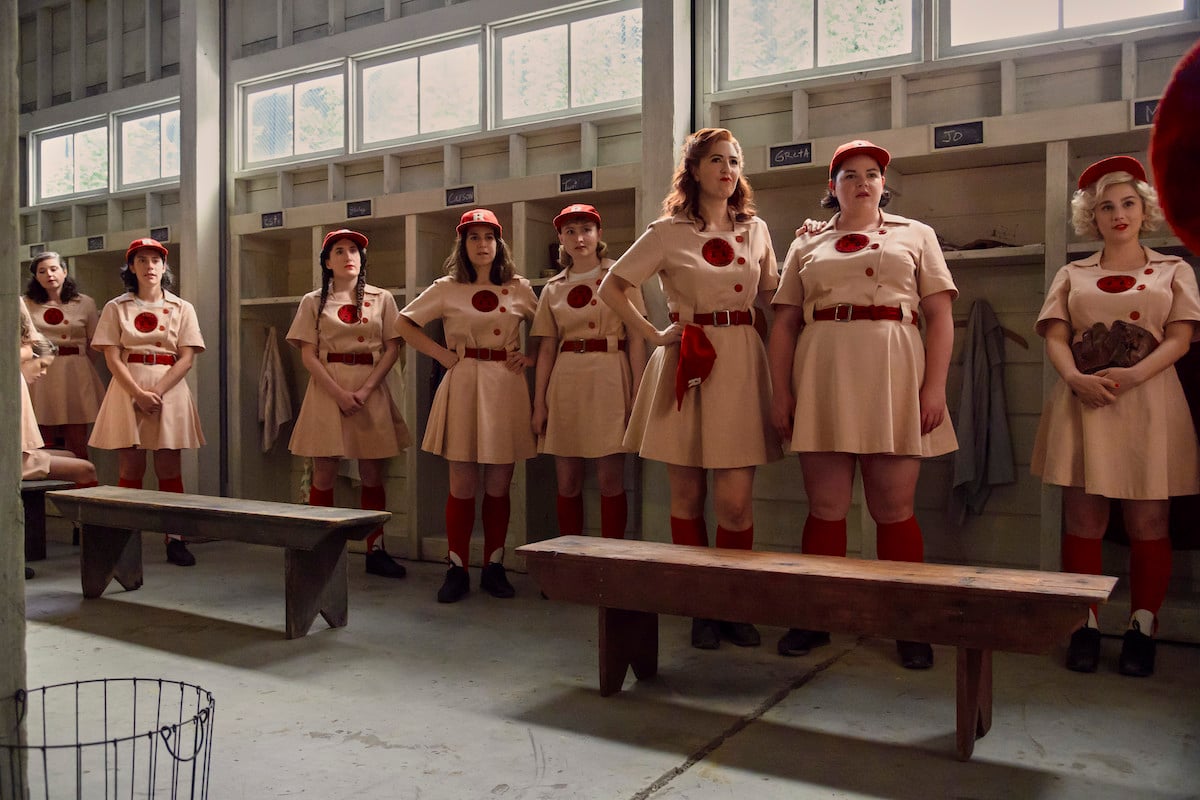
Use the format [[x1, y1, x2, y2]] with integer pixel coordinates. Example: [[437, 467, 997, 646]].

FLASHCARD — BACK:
[[1151, 37, 1200, 255], [321, 228, 368, 252], [125, 237, 168, 264], [1077, 156, 1146, 191], [675, 325, 717, 410], [457, 208, 503, 237], [553, 203, 602, 231], [829, 140, 891, 180]]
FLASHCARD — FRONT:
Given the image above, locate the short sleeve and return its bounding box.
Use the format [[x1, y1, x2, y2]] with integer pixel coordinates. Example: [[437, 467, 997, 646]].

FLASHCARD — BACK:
[[176, 300, 206, 352], [82, 295, 99, 340], [772, 238, 808, 308], [514, 277, 538, 321], [610, 224, 667, 289], [1035, 266, 1073, 337], [530, 289, 560, 338], [755, 219, 780, 293], [400, 280, 446, 328], [1166, 261, 1200, 341], [378, 290, 403, 342], [285, 294, 319, 348], [90, 299, 123, 349], [915, 223, 958, 301]]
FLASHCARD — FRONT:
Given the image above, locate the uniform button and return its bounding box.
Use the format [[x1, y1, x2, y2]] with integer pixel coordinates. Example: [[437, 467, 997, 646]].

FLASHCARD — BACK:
[[155, 341, 162, 347], [878, 230, 887, 235], [361, 318, 368, 324], [870, 243, 880, 250], [734, 283, 743, 292], [1130, 311, 1141, 321], [493, 328, 501, 335], [737, 257, 746, 265], [865, 268, 874, 277], [590, 299, 598, 305], [588, 322, 596, 329], [159, 326, 166, 331], [736, 235, 744, 243], [61, 334, 68, 339], [502, 289, 509, 295], [163, 309, 170, 314], [595, 279, 602, 286], [1144, 268, 1154, 275], [364, 301, 371, 308], [1137, 284, 1146, 291], [499, 307, 506, 313], [357, 336, 365, 342]]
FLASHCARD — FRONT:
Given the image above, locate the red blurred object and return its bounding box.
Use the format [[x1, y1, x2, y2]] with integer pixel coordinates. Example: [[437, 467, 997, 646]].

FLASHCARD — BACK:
[[1150, 38, 1200, 255]]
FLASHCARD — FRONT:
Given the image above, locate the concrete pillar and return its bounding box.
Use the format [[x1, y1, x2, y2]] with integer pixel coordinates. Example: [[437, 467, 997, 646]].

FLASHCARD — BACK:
[[1, 0, 30, 792], [178, 0, 224, 494]]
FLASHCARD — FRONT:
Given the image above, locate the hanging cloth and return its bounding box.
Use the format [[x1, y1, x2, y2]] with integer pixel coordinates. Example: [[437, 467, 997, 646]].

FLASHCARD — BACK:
[[258, 326, 294, 452]]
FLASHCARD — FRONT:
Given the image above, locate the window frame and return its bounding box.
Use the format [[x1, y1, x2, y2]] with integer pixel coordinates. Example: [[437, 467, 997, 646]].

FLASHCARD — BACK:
[[29, 116, 111, 205], [492, 0, 643, 128], [937, 0, 1197, 58], [239, 61, 348, 171], [716, 0, 923, 91], [114, 100, 182, 192], [352, 32, 485, 153]]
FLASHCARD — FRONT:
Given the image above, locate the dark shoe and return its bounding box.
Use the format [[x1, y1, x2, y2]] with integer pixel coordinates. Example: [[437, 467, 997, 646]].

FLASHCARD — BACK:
[[437, 566, 470, 603], [777, 628, 831, 657], [719, 621, 761, 647], [1065, 627, 1101, 673], [166, 539, 196, 567], [691, 618, 720, 650], [365, 548, 407, 579], [1118, 627, 1156, 677], [479, 562, 515, 598], [25, 566, 34, 580], [897, 640, 934, 670]]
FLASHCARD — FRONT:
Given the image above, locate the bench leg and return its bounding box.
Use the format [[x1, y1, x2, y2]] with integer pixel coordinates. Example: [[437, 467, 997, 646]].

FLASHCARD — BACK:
[[284, 537, 348, 639], [23, 491, 47, 562], [955, 647, 993, 761], [598, 607, 658, 697], [80, 525, 144, 598]]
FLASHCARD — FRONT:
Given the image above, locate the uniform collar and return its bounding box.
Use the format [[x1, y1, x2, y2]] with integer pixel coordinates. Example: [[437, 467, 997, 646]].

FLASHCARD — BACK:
[[667, 210, 754, 230], [827, 210, 912, 230], [115, 289, 182, 305], [1069, 246, 1175, 268]]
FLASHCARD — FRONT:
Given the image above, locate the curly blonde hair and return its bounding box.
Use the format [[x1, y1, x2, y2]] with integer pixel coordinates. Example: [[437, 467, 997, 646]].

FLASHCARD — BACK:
[[1071, 171, 1165, 238]]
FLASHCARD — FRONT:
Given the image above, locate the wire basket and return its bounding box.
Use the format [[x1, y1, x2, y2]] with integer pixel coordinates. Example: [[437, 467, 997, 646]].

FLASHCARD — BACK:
[[0, 678, 215, 799]]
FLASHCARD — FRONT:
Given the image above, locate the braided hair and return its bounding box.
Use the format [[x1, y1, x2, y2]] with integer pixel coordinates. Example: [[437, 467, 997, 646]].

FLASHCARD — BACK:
[[316, 236, 368, 338]]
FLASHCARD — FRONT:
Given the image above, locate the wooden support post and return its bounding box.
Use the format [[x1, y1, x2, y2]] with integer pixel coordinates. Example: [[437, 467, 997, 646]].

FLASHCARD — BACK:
[[80, 524, 144, 598], [598, 607, 658, 696], [284, 535, 349, 639], [955, 647, 993, 761]]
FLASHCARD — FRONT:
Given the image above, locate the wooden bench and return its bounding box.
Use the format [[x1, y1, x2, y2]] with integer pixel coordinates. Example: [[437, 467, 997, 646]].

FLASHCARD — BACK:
[[517, 536, 1117, 761], [48, 486, 390, 639], [21, 479, 76, 562]]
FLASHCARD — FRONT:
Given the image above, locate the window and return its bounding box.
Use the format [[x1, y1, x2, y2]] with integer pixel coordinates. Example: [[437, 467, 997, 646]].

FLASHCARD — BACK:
[[358, 38, 481, 148], [719, 0, 919, 89], [942, 0, 1190, 54], [118, 104, 180, 188], [34, 121, 108, 202], [495, 1, 642, 125], [243, 68, 345, 167]]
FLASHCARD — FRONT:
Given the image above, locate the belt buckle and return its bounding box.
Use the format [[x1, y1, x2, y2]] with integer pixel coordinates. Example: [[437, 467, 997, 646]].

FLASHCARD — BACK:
[[832, 303, 854, 322], [484, 349, 498, 361], [711, 310, 732, 327], [573, 339, 587, 353]]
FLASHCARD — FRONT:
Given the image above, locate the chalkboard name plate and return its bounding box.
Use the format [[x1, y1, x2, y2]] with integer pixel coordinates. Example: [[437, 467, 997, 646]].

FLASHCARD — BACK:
[[1132, 98, 1158, 127], [559, 170, 594, 192], [446, 186, 475, 206], [346, 200, 372, 219], [769, 143, 812, 168], [261, 211, 284, 229], [933, 121, 984, 149]]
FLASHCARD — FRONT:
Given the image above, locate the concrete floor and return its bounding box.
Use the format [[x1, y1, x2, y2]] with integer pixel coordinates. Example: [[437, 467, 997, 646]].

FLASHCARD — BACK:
[[19, 525, 1200, 800]]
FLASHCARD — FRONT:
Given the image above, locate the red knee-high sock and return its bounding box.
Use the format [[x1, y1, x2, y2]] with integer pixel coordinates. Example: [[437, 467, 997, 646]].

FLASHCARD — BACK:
[[876, 515, 924, 563], [482, 493, 510, 564], [1130, 538, 1172, 620], [669, 516, 708, 547], [801, 514, 847, 557], [716, 524, 753, 550], [1063, 533, 1104, 619], [600, 492, 627, 539], [446, 495, 474, 568], [556, 493, 584, 536], [308, 485, 334, 507], [158, 476, 184, 493], [361, 484, 387, 551], [118, 477, 143, 489]]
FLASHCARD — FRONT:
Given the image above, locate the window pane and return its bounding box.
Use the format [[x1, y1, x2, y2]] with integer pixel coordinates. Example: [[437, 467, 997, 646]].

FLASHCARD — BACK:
[[295, 75, 344, 155], [247, 85, 293, 162], [571, 9, 642, 107], [161, 110, 180, 178], [818, 0, 911, 67], [501, 26, 567, 118], [122, 115, 161, 184], [950, 0, 1056, 45], [363, 59, 419, 143], [39, 133, 74, 199], [1063, 0, 1184, 27], [73, 127, 108, 192], [725, 0, 813, 82], [420, 44, 479, 133]]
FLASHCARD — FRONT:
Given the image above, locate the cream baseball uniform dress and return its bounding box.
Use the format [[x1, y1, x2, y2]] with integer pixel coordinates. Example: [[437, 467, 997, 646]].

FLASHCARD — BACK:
[[1032, 247, 1200, 498], [531, 258, 646, 458], [89, 291, 206, 450], [773, 210, 959, 457], [400, 275, 538, 464], [286, 284, 411, 459], [20, 375, 51, 479], [22, 295, 106, 425], [610, 213, 782, 469]]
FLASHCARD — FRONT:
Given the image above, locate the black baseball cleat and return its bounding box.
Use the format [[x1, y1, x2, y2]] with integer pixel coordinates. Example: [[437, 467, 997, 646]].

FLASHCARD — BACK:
[[480, 562, 515, 598], [437, 566, 470, 603], [166, 539, 196, 567], [365, 549, 407, 579], [777, 628, 831, 657]]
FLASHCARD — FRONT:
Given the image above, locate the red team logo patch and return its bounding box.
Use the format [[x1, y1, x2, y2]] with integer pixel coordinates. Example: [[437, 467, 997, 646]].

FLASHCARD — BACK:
[[1096, 275, 1136, 293], [701, 238, 735, 267], [42, 308, 64, 325], [337, 304, 360, 324], [472, 291, 499, 312], [567, 285, 593, 308], [133, 312, 158, 333], [834, 234, 870, 253]]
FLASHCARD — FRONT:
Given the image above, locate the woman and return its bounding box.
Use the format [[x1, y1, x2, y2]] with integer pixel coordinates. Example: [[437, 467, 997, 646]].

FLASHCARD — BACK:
[[1032, 156, 1200, 678], [395, 209, 538, 603], [767, 140, 958, 669], [598, 128, 782, 650], [287, 228, 411, 579], [89, 238, 205, 567], [531, 204, 648, 540], [22, 251, 107, 459]]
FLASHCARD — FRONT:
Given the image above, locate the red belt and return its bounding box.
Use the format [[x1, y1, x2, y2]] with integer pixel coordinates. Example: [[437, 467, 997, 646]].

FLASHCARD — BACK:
[[126, 353, 176, 366], [57, 346, 80, 356], [669, 310, 753, 327], [560, 338, 627, 353], [326, 352, 374, 365], [812, 304, 918, 325], [464, 348, 509, 361]]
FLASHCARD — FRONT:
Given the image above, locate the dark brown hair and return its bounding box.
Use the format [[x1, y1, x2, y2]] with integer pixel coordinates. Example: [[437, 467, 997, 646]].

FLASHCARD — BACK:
[[316, 237, 368, 337], [444, 230, 516, 285], [821, 156, 892, 210], [25, 251, 80, 304]]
